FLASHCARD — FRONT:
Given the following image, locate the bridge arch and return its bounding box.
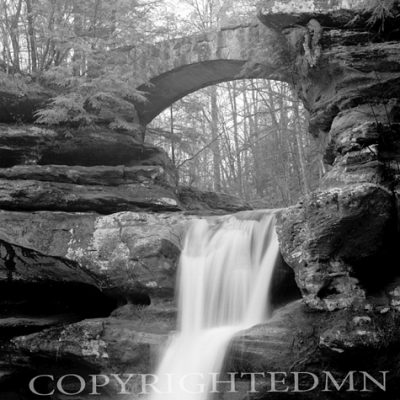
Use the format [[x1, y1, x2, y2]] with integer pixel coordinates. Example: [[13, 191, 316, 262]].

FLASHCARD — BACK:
[[135, 23, 288, 125], [137, 60, 266, 125]]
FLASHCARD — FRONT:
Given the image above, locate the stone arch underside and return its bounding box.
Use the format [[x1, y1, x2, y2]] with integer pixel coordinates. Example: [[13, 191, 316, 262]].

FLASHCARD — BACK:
[[134, 20, 291, 125], [136, 59, 284, 125], [137, 60, 247, 125]]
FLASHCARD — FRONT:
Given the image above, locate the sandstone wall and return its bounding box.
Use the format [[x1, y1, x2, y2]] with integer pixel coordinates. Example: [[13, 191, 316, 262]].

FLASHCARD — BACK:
[[257, 2, 400, 312]]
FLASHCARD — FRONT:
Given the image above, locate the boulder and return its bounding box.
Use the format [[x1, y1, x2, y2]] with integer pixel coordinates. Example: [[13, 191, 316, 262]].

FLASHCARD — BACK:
[[0, 239, 118, 337], [0, 211, 191, 302], [276, 183, 396, 310], [226, 301, 316, 373], [0, 238, 97, 286], [8, 317, 167, 373], [226, 300, 400, 398], [3, 308, 172, 397]]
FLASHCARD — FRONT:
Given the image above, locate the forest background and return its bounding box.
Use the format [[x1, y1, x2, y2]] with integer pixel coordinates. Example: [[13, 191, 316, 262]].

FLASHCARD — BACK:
[[0, 0, 328, 208]]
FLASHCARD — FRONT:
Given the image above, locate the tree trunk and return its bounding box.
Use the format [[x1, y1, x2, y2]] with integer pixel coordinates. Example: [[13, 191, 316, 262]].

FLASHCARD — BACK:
[[7, 0, 23, 72], [25, 0, 37, 74], [210, 86, 222, 191], [72, 1, 83, 76], [170, 105, 176, 167], [228, 81, 244, 198]]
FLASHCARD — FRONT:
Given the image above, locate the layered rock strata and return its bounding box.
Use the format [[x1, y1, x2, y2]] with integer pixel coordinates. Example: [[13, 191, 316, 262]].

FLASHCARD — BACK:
[[264, 2, 400, 311]]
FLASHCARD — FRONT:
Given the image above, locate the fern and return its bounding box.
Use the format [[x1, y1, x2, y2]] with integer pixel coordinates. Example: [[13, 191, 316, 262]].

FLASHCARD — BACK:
[[35, 93, 92, 126], [35, 85, 143, 133], [365, 0, 396, 32], [85, 91, 138, 127], [40, 66, 81, 89]]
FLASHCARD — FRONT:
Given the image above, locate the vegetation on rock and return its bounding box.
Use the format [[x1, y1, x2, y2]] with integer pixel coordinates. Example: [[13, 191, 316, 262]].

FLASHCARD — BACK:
[[0, 0, 162, 131]]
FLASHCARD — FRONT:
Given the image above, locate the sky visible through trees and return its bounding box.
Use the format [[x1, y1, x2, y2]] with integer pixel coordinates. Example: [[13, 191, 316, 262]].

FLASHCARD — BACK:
[[149, 80, 324, 208], [147, 0, 324, 207], [0, 0, 324, 207]]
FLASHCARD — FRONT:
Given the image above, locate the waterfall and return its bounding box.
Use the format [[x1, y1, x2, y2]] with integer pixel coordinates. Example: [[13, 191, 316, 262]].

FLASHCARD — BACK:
[[149, 211, 280, 400]]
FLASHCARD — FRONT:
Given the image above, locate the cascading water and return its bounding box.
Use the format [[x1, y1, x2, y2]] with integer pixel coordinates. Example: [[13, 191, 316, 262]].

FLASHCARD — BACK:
[[149, 211, 280, 400]]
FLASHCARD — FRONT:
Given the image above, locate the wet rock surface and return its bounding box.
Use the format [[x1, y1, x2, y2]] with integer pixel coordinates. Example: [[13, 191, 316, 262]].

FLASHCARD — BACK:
[[1, 302, 175, 399], [8, 315, 168, 372], [227, 300, 400, 399], [3, 299, 400, 399], [0, 210, 295, 306]]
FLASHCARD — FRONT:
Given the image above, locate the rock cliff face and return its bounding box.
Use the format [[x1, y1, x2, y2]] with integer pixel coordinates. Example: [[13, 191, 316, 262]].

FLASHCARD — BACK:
[[225, 3, 400, 399], [277, 183, 396, 310], [0, 124, 249, 214], [266, 2, 400, 312], [0, 88, 255, 398], [0, 67, 251, 400], [0, 125, 181, 213], [0, 211, 187, 301]]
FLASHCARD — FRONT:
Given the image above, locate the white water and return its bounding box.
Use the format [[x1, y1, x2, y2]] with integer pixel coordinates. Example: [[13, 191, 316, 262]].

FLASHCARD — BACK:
[[149, 211, 280, 400]]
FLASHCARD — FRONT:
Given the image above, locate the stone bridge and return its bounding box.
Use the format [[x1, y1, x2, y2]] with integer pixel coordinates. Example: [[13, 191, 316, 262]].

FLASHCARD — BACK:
[[135, 0, 366, 125], [135, 22, 287, 125]]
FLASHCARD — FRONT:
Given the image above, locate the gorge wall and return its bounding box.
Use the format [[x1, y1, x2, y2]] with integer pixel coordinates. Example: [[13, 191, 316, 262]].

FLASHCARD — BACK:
[[1, 1, 400, 399], [0, 47, 251, 400], [245, 2, 400, 398], [269, 3, 400, 311]]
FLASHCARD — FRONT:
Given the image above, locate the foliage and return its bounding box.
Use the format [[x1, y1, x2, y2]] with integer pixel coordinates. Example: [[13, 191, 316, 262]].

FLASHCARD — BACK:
[[145, 0, 323, 206], [35, 93, 90, 125], [364, 0, 397, 32], [149, 79, 323, 207], [0, 71, 33, 93], [0, 0, 323, 203], [0, 0, 162, 130], [35, 64, 147, 130]]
